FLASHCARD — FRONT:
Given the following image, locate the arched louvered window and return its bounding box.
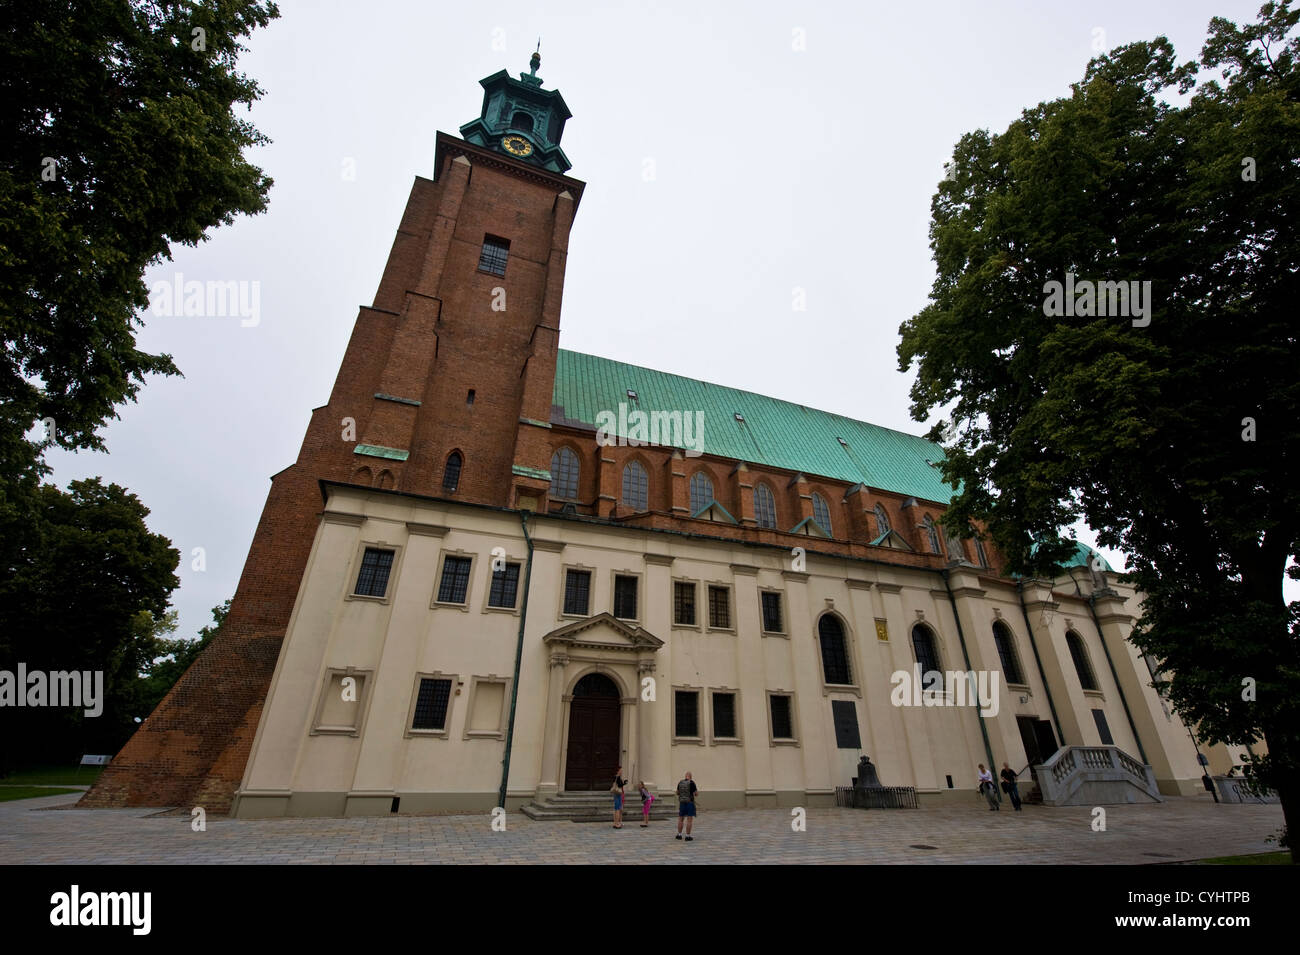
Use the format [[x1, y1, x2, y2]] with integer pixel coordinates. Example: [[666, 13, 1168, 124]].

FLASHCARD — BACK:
[[911, 624, 943, 691], [812, 493, 833, 536], [443, 452, 462, 492], [818, 614, 852, 685], [754, 483, 777, 529], [510, 110, 534, 133], [622, 460, 648, 511], [992, 621, 1024, 685], [874, 504, 891, 536], [923, 515, 941, 554], [1066, 630, 1099, 691], [689, 471, 713, 514], [550, 447, 579, 500]]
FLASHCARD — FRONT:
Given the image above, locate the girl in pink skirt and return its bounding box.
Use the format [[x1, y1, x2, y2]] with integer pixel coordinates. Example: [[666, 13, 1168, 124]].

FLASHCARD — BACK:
[[638, 781, 654, 827]]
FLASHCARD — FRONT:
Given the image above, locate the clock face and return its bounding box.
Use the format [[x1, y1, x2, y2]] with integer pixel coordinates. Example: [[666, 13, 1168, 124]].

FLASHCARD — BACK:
[[502, 135, 534, 157]]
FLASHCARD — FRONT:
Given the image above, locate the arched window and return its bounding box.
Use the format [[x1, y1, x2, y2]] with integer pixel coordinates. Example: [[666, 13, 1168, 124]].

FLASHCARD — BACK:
[[510, 110, 533, 133], [874, 504, 891, 536], [818, 614, 852, 685], [1066, 630, 1099, 691], [689, 471, 713, 514], [812, 492, 833, 537], [754, 483, 777, 529], [911, 624, 943, 691], [622, 460, 648, 511], [550, 447, 579, 500], [443, 452, 462, 492], [971, 527, 989, 568], [923, 515, 941, 554], [992, 621, 1024, 685]]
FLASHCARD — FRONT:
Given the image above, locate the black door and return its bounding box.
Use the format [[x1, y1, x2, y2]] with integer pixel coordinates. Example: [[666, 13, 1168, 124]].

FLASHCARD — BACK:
[[564, 673, 621, 791], [1018, 715, 1059, 767]]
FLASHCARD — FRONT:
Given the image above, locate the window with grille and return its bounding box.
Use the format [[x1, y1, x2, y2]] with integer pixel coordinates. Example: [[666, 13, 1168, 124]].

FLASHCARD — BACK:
[[443, 452, 462, 492], [488, 562, 520, 609], [354, 547, 394, 597], [712, 692, 737, 739], [832, 700, 861, 749], [563, 569, 591, 615], [437, 556, 472, 604], [760, 591, 783, 633], [770, 694, 794, 740], [613, 575, 638, 620], [412, 678, 452, 730], [992, 621, 1024, 685], [673, 581, 696, 626], [812, 493, 833, 536], [874, 504, 891, 536], [754, 483, 777, 528], [689, 471, 713, 514], [818, 614, 852, 684], [549, 447, 579, 500], [708, 585, 730, 628], [912, 625, 943, 690], [622, 461, 648, 511], [478, 234, 509, 276], [675, 690, 700, 737], [1067, 631, 1099, 691]]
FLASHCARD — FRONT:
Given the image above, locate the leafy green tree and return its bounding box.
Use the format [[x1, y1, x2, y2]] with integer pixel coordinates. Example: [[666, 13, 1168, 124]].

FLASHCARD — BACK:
[[0, 0, 279, 467], [898, 2, 1298, 856]]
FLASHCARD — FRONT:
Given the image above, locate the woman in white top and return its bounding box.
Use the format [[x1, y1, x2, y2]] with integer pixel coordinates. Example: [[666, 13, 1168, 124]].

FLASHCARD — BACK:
[[977, 764, 1000, 810]]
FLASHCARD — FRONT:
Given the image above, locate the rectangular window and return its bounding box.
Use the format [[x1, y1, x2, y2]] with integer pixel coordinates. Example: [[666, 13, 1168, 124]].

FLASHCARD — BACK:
[[613, 575, 638, 620], [1092, 708, 1114, 746], [770, 694, 794, 740], [413, 678, 452, 731], [831, 700, 861, 749], [673, 581, 696, 626], [487, 562, 520, 608], [478, 234, 510, 276], [674, 690, 700, 738], [354, 547, 395, 597], [563, 569, 591, 616], [712, 692, 737, 739], [760, 591, 783, 633], [437, 555, 472, 604], [708, 585, 730, 629]]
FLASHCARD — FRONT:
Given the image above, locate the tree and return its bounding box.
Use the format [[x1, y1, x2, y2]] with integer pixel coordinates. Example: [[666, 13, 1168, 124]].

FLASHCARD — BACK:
[[0, 0, 279, 468], [898, 2, 1299, 857]]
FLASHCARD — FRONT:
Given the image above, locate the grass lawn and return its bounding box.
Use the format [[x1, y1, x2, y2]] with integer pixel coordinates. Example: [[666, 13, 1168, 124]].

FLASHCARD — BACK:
[[1193, 851, 1293, 865], [0, 765, 105, 786], [0, 786, 82, 802]]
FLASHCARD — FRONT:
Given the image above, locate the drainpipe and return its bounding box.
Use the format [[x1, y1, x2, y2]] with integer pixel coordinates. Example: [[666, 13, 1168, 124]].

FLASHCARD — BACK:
[[1017, 578, 1067, 747], [942, 568, 996, 772], [497, 510, 535, 810], [1069, 568, 1149, 765]]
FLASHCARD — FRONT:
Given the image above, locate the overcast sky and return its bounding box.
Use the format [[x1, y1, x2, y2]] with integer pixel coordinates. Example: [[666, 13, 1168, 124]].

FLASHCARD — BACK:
[[43, 0, 1284, 641]]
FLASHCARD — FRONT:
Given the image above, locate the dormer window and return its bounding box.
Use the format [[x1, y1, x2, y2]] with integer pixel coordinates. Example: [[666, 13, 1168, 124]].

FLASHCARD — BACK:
[[626, 389, 638, 401]]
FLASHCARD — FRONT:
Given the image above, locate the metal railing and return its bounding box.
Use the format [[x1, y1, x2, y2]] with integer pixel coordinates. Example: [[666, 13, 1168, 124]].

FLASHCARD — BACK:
[[835, 786, 919, 809]]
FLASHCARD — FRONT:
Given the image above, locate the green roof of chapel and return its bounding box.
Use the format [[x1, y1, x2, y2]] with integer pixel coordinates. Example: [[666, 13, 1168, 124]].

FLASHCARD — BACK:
[[552, 350, 955, 504]]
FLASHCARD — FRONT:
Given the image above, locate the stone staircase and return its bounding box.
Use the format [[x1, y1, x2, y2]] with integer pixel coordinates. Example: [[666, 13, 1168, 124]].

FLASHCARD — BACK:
[[1036, 745, 1163, 806], [521, 790, 678, 822]]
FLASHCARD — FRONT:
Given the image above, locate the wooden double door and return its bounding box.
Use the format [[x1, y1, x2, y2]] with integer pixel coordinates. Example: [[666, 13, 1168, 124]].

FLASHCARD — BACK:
[[564, 673, 621, 791]]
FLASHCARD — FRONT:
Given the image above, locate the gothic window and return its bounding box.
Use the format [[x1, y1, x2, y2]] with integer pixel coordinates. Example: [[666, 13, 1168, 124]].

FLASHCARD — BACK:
[[622, 460, 648, 511], [478, 234, 510, 276], [443, 451, 462, 492], [818, 614, 852, 685], [923, 515, 942, 554], [972, 528, 989, 568], [550, 447, 579, 500], [754, 483, 777, 528], [875, 504, 891, 536], [689, 471, 713, 514], [812, 493, 833, 536]]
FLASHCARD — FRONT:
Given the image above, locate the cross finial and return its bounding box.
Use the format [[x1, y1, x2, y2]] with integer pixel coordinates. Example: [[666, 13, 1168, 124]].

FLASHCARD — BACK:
[[530, 39, 541, 75]]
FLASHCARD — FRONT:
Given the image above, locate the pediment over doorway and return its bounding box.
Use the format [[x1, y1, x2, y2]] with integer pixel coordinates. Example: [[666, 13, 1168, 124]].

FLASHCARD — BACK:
[[541, 612, 664, 653]]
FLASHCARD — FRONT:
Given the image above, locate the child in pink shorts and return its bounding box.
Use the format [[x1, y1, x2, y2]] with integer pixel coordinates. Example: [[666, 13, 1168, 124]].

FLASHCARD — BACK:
[[638, 781, 654, 827]]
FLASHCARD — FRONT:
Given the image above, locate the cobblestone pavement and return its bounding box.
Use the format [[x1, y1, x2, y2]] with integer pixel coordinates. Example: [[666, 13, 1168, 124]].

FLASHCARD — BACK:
[[0, 791, 1284, 864]]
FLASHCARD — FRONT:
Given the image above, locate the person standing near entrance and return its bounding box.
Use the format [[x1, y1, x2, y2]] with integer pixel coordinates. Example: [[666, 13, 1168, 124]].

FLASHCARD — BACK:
[[638, 780, 654, 827], [611, 766, 626, 829], [977, 763, 1000, 810], [675, 771, 698, 841], [1000, 762, 1022, 811]]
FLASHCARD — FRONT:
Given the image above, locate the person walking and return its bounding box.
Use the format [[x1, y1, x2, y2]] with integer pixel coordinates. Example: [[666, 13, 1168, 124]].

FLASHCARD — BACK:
[[638, 780, 654, 827], [611, 765, 626, 829], [675, 771, 698, 841], [977, 763, 1000, 810], [1000, 762, 1022, 811]]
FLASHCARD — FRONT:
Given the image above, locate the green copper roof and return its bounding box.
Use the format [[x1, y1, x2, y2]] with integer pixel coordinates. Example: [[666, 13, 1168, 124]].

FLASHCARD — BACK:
[[551, 350, 955, 504]]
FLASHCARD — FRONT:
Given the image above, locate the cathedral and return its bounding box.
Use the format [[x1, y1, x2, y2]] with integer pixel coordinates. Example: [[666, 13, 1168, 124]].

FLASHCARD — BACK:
[[83, 55, 1221, 817]]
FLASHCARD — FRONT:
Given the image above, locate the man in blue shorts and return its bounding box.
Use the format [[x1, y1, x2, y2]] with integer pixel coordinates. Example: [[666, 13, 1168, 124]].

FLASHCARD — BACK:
[[675, 771, 698, 841]]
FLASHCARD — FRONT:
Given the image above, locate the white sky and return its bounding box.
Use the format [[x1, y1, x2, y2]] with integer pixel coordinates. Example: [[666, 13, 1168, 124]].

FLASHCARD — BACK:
[[44, 0, 1288, 641]]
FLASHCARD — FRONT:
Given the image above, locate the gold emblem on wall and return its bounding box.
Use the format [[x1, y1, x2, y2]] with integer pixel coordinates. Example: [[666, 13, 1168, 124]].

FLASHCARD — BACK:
[[875, 619, 889, 642]]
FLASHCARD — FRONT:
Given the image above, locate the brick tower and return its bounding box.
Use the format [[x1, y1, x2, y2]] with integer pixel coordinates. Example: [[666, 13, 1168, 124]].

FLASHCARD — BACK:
[[81, 52, 584, 812]]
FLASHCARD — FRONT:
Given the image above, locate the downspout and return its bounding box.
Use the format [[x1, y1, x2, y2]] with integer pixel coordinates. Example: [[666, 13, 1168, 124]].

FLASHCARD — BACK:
[[497, 510, 535, 810], [1069, 568, 1149, 765], [941, 568, 996, 772], [1017, 578, 1067, 747]]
